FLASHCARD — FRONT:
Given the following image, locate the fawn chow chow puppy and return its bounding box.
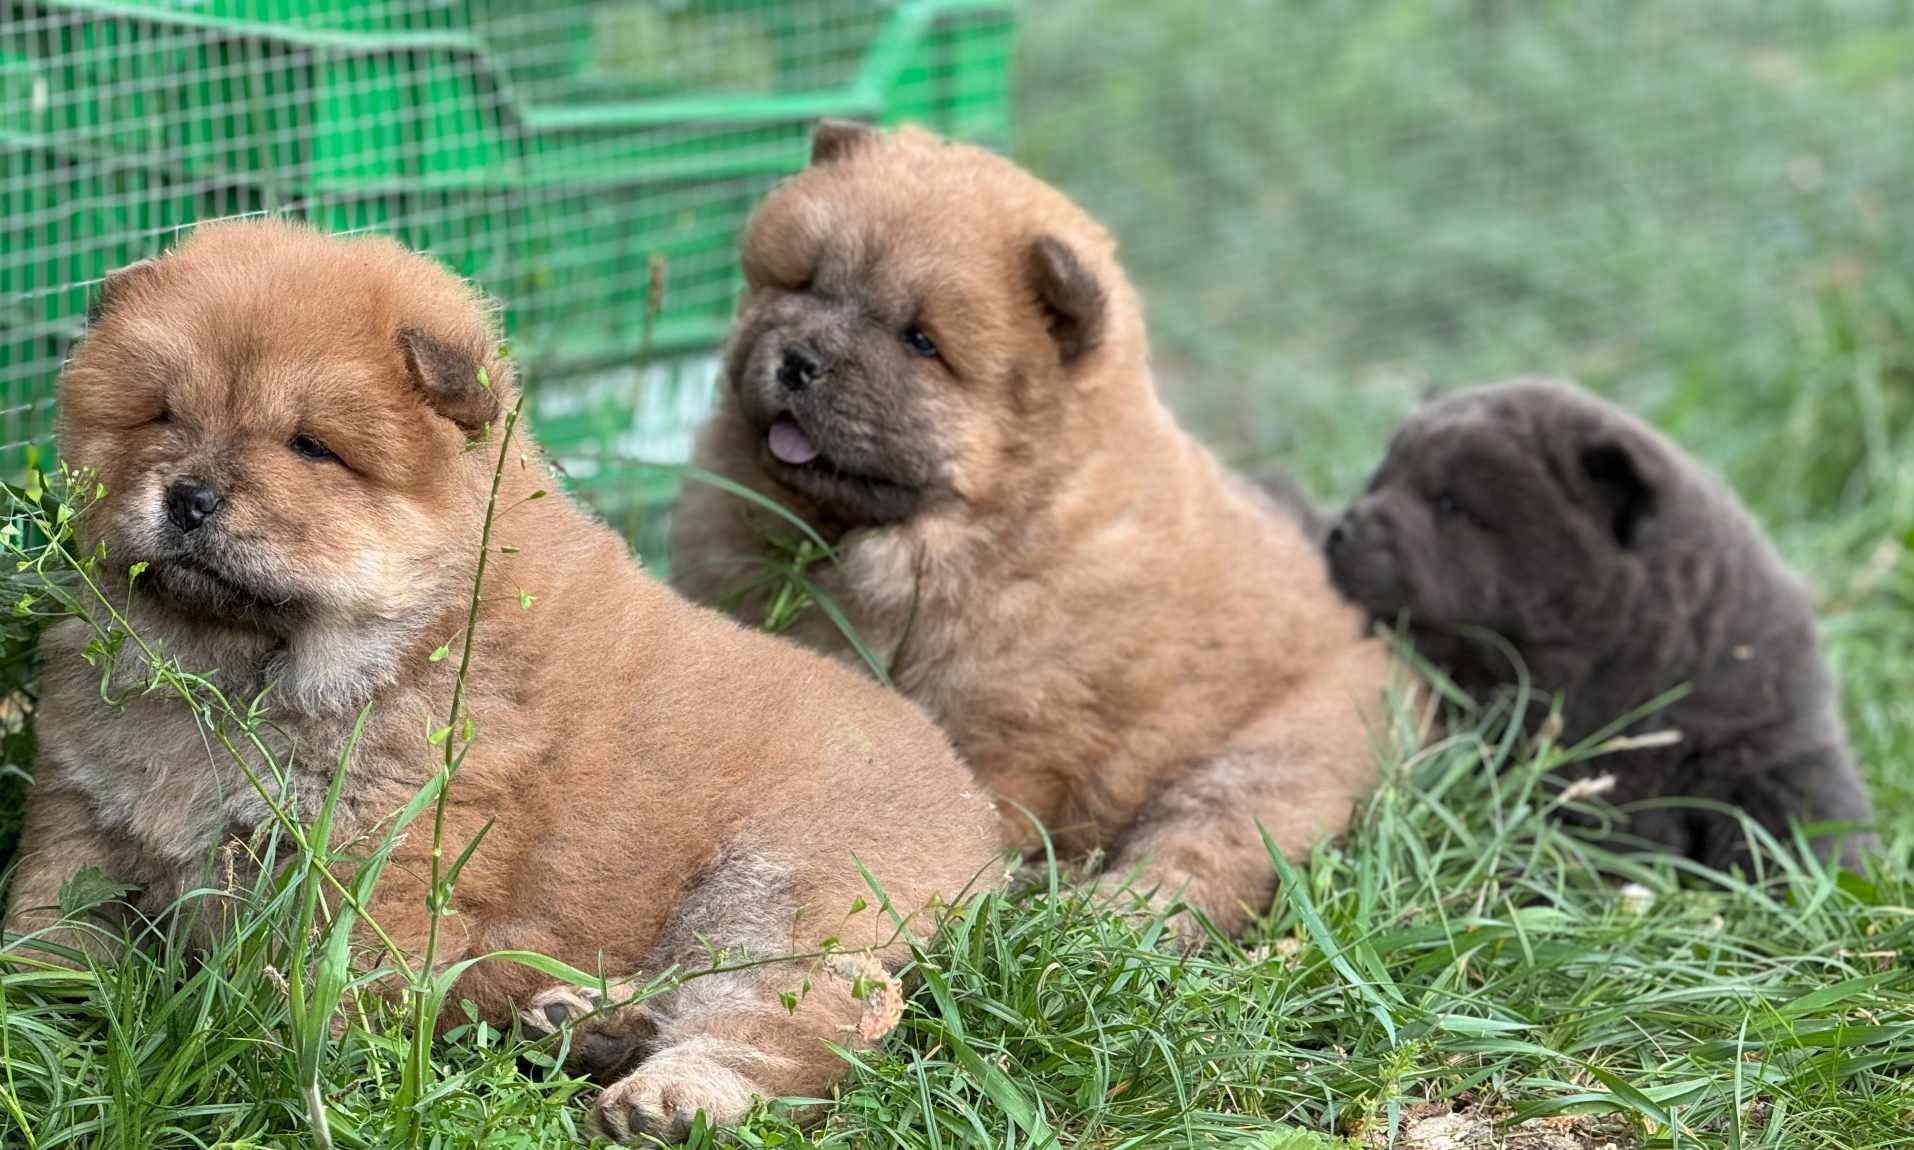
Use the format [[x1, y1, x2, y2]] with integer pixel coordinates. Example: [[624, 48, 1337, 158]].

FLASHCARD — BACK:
[[3, 220, 1001, 1141], [670, 122, 1397, 940], [1327, 378, 1875, 868]]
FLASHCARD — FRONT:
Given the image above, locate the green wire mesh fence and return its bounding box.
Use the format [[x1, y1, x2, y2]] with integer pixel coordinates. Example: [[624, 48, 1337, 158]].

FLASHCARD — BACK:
[[2, 0, 1015, 557]]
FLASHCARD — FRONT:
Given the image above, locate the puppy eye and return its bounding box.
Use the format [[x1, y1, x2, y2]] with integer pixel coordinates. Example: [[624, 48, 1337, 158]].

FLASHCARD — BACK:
[[901, 326, 939, 359], [290, 434, 335, 463], [1433, 492, 1490, 529], [153, 405, 171, 426]]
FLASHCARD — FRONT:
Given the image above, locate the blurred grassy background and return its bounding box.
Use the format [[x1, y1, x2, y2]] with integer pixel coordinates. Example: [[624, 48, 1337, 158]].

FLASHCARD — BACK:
[[1015, 0, 1914, 838]]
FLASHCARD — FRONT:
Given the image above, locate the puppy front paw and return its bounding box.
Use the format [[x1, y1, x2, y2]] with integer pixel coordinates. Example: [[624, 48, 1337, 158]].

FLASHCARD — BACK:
[[586, 1052, 761, 1143], [522, 983, 606, 1037], [521, 981, 654, 1077]]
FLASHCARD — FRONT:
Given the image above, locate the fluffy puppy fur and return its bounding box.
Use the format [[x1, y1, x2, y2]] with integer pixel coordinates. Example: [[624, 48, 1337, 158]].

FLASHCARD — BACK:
[[669, 122, 1396, 940], [1327, 378, 1875, 868], [3, 220, 1001, 1142]]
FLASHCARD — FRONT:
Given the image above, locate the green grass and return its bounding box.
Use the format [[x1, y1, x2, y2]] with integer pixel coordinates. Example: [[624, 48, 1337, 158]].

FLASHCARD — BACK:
[[4, 686, 1910, 1147], [4, 2, 1913, 1147]]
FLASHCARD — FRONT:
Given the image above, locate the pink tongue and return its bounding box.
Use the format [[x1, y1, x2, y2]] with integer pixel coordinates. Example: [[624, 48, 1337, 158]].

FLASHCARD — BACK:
[[767, 416, 819, 465]]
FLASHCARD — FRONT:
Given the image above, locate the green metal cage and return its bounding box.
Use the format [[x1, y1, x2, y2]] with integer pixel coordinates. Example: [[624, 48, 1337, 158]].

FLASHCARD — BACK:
[[1, 0, 1017, 555]]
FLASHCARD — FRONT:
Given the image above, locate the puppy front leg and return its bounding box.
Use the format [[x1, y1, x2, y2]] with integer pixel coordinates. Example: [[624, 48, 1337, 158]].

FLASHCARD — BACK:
[[4, 784, 148, 959], [519, 974, 658, 1079], [1101, 645, 1396, 944], [1096, 746, 1331, 943], [578, 841, 900, 1144]]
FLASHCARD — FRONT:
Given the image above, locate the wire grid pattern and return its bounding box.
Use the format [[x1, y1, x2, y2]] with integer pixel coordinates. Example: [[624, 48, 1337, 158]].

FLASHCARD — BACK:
[[1, 0, 1014, 529], [1015, 3, 1914, 497]]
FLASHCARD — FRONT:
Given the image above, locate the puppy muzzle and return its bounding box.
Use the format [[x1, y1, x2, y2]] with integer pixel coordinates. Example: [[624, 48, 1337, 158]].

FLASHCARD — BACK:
[[1325, 505, 1408, 618]]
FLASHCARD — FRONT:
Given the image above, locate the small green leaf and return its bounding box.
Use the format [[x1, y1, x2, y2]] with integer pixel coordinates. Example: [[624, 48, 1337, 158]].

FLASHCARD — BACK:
[[128, 561, 148, 582], [427, 724, 452, 746], [516, 587, 535, 610], [847, 895, 868, 915], [476, 365, 492, 390], [1434, 1013, 1533, 1035], [428, 644, 449, 663], [444, 820, 495, 889], [59, 866, 135, 917], [1250, 1129, 1347, 1150]]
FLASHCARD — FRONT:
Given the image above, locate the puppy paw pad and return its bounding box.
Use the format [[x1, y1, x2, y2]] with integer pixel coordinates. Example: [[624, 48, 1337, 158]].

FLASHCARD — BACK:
[[587, 1057, 759, 1144], [519, 984, 604, 1038]]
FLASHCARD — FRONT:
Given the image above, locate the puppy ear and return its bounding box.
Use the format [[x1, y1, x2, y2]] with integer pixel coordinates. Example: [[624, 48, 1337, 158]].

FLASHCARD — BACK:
[[399, 327, 502, 438], [1580, 438, 1658, 547], [1027, 234, 1106, 365], [809, 119, 877, 167], [87, 258, 161, 326]]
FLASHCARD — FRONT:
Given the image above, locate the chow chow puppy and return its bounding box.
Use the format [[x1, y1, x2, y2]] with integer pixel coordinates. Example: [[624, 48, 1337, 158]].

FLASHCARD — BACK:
[[669, 122, 1397, 941], [1326, 378, 1875, 868], [3, 220, 1001, 1142]]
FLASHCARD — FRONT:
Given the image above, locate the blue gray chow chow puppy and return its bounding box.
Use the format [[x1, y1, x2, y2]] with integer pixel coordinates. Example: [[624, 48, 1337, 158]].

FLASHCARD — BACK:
[[1326, 378, 1875, 869]]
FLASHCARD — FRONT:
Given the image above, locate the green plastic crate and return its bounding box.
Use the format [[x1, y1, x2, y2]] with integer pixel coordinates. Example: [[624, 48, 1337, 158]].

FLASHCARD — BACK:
[[0, 0, 1016, 547]]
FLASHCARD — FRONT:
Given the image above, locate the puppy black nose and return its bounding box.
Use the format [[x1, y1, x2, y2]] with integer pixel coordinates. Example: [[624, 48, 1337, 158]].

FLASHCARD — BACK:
[[776, 344, 824, 392], [165, 481, 222, 533], [1325, 519, 1349, 551]]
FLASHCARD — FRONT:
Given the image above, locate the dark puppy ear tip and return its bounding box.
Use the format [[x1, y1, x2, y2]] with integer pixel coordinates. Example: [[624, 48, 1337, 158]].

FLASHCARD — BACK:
[[1026, 234, 1108, 365], [1580, 436, 1658, 546], [399, 326, 503, 437], [1580, 438, 1649, 487], [87, 257, 163, 326], [809, 118, 878, 167], [1580, 440, 1626, 472]]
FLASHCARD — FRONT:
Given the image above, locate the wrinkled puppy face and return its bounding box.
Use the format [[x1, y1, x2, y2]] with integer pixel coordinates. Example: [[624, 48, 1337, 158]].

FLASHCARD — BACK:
[[725, 120, 1113, 527], [1326, 382, 1662, 653], [57, 220, 507, 635]]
